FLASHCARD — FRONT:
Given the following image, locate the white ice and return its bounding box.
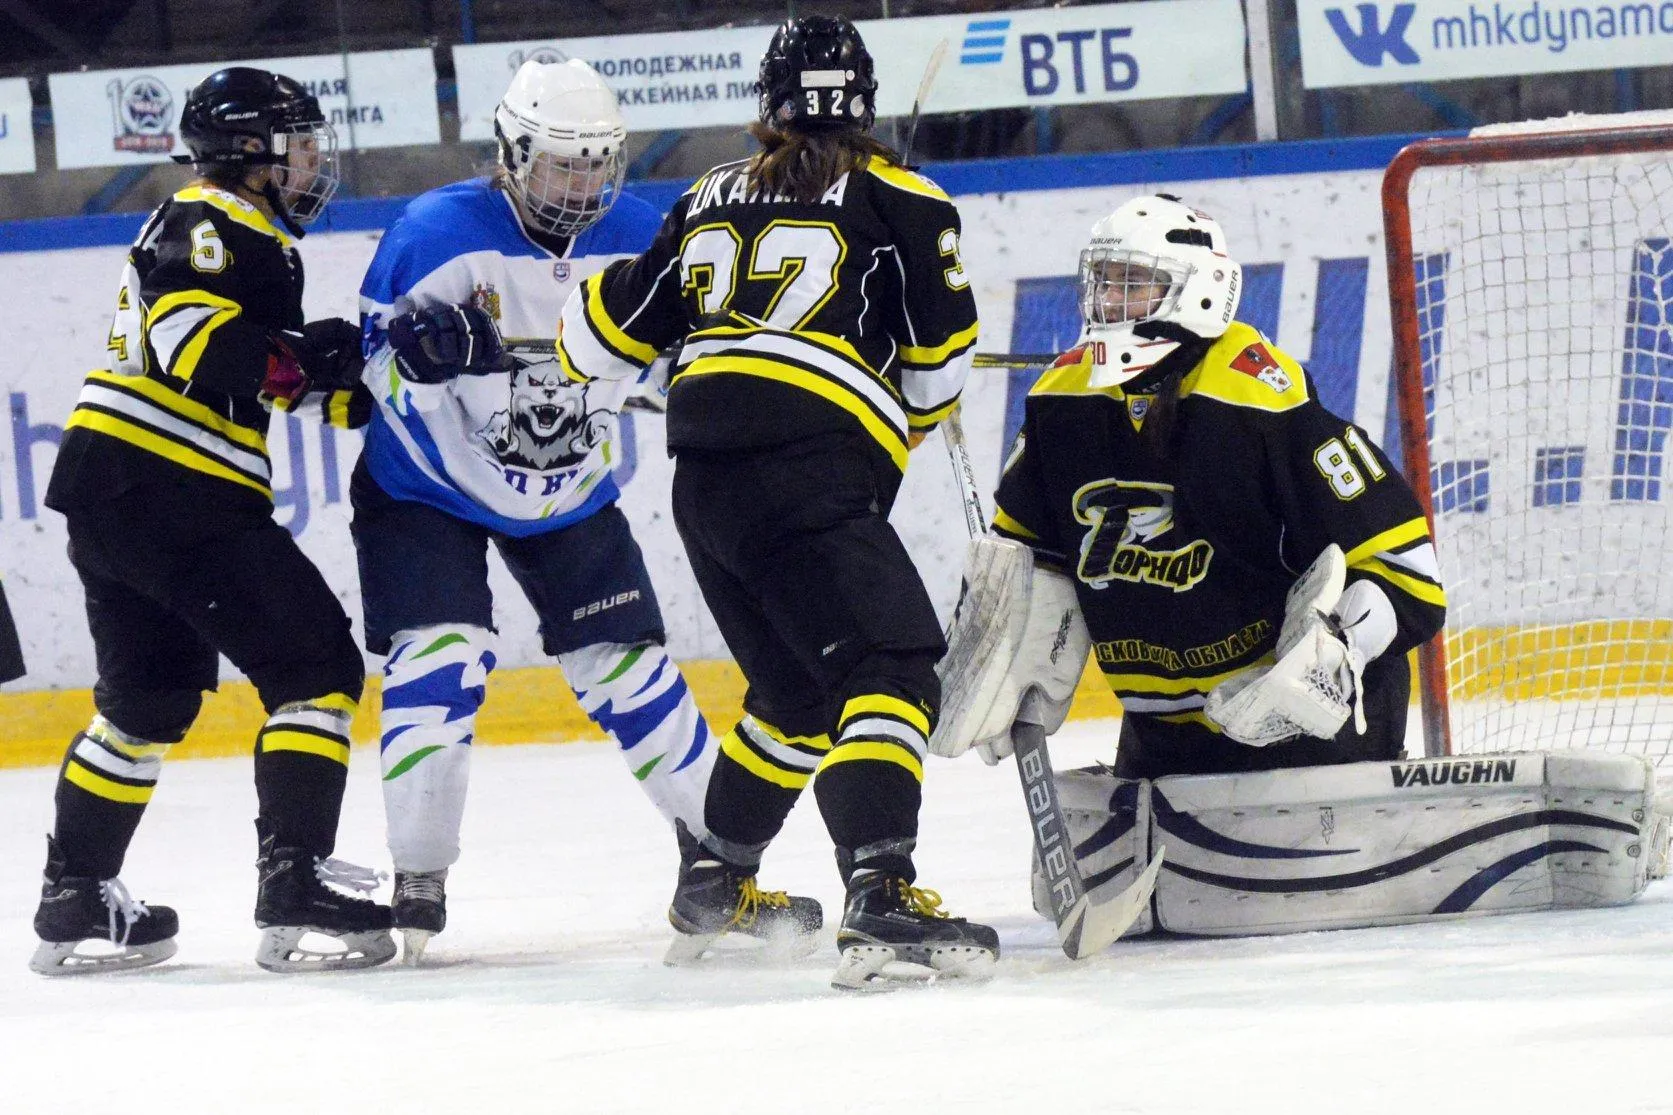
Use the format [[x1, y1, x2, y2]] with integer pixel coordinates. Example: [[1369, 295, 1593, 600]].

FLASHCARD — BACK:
[[3, 720, 1671, 1115]]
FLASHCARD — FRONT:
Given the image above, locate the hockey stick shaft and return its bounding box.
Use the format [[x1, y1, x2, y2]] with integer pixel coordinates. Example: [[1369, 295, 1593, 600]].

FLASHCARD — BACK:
[[902, 38, 948, 166]]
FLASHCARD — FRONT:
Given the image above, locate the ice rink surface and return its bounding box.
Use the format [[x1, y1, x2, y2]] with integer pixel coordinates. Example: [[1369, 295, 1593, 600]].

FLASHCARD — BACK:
[[3, 720, 1671, 1114]]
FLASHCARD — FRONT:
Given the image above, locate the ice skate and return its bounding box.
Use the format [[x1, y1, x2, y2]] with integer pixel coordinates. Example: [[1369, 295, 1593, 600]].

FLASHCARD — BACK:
[[254, 837, 395, 973], [30, 838, 178, 976], [664, 822, 822, 965], [830, 870, 998, 991], [392, 869, 447, 965]]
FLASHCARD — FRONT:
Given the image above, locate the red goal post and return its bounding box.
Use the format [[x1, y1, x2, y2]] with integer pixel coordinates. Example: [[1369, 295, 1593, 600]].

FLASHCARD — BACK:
[[1383, 114, 1673, 767]]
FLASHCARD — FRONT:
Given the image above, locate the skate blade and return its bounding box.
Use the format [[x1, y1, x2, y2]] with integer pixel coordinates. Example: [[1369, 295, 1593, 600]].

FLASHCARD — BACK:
[[830, 943, 997, 992], [662, 929, 721, 966], [255, 926, 397, 973], [29, 936, 177, 977], [399, 928, 435, 966], [664, 923, 823, 967]]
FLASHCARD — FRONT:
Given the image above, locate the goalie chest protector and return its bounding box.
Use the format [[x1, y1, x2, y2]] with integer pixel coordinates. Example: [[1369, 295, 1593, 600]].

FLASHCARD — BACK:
[[992, 327, 1443, 743]]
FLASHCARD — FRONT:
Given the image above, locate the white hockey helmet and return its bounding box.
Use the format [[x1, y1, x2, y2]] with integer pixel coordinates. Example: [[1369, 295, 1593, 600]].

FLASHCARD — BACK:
[[494, 59, 628, 238], [1077, 194, 1242, 388]]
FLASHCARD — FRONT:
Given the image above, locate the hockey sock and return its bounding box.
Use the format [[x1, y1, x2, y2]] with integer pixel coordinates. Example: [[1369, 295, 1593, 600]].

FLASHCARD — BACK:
[[814, 692, 929, 882], [51, 716, 176, 879], [378, 626, 494, 872], [561, 642, 717, 838], [703, 715, 829, 859], [254, 693, 356, 857]]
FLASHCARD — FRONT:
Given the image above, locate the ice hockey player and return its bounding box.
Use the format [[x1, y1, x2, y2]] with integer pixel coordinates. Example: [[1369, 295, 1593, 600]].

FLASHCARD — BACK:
[[931, 194, 1666, 940], [31, 67, 392, 975], [356, 59, 768, 964], [0, 578, 22, 686], [558, 17, 997, 989]]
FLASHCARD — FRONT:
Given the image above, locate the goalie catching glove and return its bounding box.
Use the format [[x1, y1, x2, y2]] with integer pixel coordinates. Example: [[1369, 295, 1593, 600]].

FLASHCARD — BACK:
[[1204, 544, 1398, 747], [929, 536, 1091, 765], [386, 304, 505, 384]]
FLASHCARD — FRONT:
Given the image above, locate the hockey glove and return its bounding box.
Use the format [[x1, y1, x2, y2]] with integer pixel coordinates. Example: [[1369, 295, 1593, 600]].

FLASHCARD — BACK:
[[386, 304, 504, 384], [296, 318, 368, 388], [261, 318, 366, 405]]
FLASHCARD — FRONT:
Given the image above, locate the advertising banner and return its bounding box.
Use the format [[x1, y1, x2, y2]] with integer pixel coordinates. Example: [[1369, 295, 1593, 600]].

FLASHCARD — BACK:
[[1297, 0, 1673, 88], [48, 49, 440, 170], [0, 79, 35, 175], [454, 1, 1248, 140]]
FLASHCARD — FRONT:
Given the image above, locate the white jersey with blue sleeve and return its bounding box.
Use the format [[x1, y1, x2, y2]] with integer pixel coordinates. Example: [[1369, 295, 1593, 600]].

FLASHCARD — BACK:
[[359, 178, 662, 536]]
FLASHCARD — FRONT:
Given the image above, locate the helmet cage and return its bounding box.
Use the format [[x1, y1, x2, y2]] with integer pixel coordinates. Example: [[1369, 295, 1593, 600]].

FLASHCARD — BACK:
[[267, 120, 340, 225], [499, 137, 626, 238], [1078, 249, 1193, 331]]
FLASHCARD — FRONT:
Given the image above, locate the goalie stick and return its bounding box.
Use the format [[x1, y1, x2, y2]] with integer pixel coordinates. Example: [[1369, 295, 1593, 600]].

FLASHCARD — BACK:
[[904, 68, 1158, 960], [944, 417, 1160, 958]]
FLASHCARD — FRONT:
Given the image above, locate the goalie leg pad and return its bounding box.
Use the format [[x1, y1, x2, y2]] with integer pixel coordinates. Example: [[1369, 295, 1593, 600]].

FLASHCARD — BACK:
[[1027, 765, 1154, 938], [1150, 751, 1659, 936]]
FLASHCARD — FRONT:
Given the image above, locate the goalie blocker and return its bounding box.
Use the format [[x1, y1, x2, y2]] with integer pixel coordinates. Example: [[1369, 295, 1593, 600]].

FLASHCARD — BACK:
[[1030, 752, 1669, 938]]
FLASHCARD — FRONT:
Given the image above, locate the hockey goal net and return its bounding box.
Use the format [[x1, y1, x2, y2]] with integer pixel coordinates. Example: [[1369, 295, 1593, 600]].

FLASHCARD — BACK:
[[1384, 112, 1673, 770]]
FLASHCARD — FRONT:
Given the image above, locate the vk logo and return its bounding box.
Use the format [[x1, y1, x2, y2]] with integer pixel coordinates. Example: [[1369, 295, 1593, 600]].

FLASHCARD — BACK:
[[1324, 3, 1420, 66], [961, 18, 1010, 65]]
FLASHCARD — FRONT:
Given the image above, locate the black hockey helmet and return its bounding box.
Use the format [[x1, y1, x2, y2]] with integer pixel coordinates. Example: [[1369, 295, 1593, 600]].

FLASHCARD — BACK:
[[755, 16, 877, 132], [176, 67, 340, 233]]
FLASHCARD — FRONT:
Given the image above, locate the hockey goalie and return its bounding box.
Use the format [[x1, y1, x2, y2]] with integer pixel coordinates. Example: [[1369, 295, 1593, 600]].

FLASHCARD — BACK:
[[931, 194, 1669, 943]]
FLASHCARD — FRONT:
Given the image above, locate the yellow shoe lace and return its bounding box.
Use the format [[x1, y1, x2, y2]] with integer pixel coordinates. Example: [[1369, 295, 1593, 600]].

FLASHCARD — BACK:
[[731, 877, 792, 930], [898, 882, 951, 919]]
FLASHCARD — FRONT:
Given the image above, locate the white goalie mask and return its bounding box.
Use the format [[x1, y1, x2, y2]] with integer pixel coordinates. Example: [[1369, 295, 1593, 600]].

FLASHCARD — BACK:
[[1077, 194, 1242, 388], [494, 59, 628, 238]]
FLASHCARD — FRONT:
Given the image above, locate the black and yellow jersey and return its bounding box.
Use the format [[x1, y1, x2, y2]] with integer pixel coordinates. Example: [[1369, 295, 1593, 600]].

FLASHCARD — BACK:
[[557, 156, 978, 478], [994, 321, 1446, 737], [46, 184, 356, 513]]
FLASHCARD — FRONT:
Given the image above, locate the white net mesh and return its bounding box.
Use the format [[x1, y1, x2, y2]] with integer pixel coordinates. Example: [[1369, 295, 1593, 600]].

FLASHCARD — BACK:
[[1399, 119, 1673, 769]]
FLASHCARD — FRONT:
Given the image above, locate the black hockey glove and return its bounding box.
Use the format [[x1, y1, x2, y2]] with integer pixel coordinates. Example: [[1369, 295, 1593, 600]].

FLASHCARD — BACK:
[[386, 304, 505, 385], [296, 318, 368, 388], [262, 318, 366, 405]]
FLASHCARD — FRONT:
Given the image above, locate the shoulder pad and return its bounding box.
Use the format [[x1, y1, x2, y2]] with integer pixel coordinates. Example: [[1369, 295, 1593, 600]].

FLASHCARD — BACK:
[[1184, 323, 1310, 413], [1030, 345, 1100, 397], [172, 184, 290, 245], [865, 160, 952, 202]]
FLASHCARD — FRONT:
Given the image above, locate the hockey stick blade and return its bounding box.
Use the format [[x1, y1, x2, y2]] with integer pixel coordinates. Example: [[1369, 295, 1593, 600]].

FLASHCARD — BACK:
[[1013, 721, 1159, 959], [1059, 849, 1164, 960]]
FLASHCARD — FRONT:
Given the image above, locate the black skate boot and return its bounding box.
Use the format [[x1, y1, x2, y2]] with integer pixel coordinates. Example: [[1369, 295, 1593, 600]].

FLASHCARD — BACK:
[[253, 834, 395, 973], [30, 836, 178, 976], [831, 870, 999, 990], [392, 869, 447, 965], [664, 821, 822, 965]]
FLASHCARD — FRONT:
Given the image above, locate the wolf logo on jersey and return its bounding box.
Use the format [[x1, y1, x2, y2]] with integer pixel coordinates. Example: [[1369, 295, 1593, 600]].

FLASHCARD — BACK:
[[477, 362, 609, 471]]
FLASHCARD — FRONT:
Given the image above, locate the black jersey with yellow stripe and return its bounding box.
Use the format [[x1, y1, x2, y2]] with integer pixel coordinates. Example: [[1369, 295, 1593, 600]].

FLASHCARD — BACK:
[[993, 322, 1446, 734], [48, 185, 315, 511], [557, 156, 978, 480]]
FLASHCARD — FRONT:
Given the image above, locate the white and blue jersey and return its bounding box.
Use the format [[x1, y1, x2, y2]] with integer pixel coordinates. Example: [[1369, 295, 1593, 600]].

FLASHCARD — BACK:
[[359, 179, 662, 536]]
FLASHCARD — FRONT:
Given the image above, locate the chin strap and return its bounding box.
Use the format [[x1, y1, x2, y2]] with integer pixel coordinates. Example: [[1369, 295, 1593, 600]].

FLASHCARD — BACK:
[[263, 181, 308, 238]]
